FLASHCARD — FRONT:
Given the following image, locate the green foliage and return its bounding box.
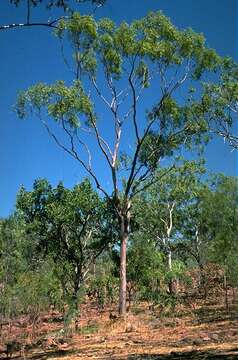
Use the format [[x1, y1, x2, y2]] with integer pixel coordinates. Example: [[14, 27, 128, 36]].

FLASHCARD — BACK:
[[127, 234, 188, 307], [16, 11, 222, 152], [201, 59, 238, 147], [127, 234, 166, 301], [87, 256, 119, 308], [16, 80, 94, 128], [16, 178, 113, 316], [206, 175, 238, 266], [0, 217, 63, 320], [14, 261, 62, 315]]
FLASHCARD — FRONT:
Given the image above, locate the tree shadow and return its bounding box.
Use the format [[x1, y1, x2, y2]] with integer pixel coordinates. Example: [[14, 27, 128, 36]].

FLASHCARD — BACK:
[[127, 348, 238, 360], [0, 348, 77, 360]]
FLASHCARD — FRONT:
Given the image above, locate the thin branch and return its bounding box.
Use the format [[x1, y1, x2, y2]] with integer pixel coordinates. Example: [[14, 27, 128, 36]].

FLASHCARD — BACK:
[[60, 38, 74, 74], [0, 16, 68, 31], [61, 119, 93, 170], [81, 126, 113, 159], [130, 165, 176, 198], [214, 128, 238, 150], [128, 56, 140, 143], [27, 0, 30, 24], [91, 77, 112, 109], [38, 114, 110, 200], [124, 94, 166, 198], [90, 115, 113, 168]]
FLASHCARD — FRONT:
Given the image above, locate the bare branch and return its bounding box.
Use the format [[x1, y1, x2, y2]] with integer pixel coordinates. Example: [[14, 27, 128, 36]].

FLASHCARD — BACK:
[[27, 0, 30, 24], [91, 77, 112, 109], [38, 114, 110, 200], [61, 119, 93, 170], [0, 16, 68, 31], [130, 165, 176, 198], [128, 59, 140, 143], [90, 115, 113, 168], [124, 94, 166, 198]]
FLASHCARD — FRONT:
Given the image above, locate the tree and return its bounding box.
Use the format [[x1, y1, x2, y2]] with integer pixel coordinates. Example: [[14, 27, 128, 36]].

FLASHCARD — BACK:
[[180, 174, 238, 300], [16, 178, 113, 326], [0, 215, 62, 338], [205, 175, 238, 307], [133, 160, 205, 294], [16, 11, 223, 316], [178, 181, 212, 297], [127, 233, 166, 308]]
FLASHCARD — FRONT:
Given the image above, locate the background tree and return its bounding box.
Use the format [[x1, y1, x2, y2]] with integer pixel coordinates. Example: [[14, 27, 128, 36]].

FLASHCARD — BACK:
[[205, 175, 238, 308], [133, 159, 205, 294], [178, 174, 238, 301], [16, 178, 113, 327], [127, 234, 166, 309], [16, 11, 222, 316], [0, 215, 62, 338]]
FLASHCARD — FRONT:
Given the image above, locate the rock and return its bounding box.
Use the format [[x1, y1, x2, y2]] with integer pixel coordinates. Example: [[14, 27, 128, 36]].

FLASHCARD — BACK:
[[193, 338, 203, 346], [179, 336, 191, 344], [98, 336, 106, 343], [210, 333, 219, 341], [87, 319, 98, 327], [132, 339, 143, 344], [109, 313, 117, 321], [5, 341, 22, 357], [125, 323, 135, 333], [0, 345, 6, 354]]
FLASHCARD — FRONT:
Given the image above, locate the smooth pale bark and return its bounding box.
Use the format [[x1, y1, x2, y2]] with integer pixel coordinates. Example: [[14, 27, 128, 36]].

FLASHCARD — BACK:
[[167, 248, 176, 294], [224, 273, 229, 312], [161, 202, 176, 294], [119, 212, 130, 317], [168, 248, 172, 271]]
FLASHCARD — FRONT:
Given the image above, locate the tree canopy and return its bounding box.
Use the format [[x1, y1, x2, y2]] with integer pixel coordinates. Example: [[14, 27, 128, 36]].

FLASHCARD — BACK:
[[15, 11, 229, 315]]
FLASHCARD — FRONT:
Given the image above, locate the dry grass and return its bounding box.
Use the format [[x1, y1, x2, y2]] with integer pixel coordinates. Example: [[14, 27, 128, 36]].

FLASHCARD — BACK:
[[1, 297, 238, 359]]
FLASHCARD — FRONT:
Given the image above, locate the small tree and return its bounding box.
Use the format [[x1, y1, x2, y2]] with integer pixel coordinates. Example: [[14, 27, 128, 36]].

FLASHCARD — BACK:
[[16, 12, 223, 315], [0, 215, 62, 339], [205, 175, 238, 308], [16, 178, 112, 326], [133, 160, 205, 294], [127, 234, 165, 308], [180, 174, 238, 300]]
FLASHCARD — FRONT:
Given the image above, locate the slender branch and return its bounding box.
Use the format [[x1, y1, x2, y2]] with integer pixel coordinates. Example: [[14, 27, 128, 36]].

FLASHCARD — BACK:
[[124, 94, 166, 198], [0, 22, 59, 30], [38, 114, 110, 200], [92, 73, 122, 175], [160, 202, 175, 238], [90, 115, 113, 168], [0, 15, 68, 31], [130, 165, 176, 198], [214, 128, 238, 149], [27, 0, 30, 24], [91, 77, 112, 109], [60, 38, 74, 74], [61, 119, 93, 170], [128, 57, 140, 143], [75, 133, 92, 170]]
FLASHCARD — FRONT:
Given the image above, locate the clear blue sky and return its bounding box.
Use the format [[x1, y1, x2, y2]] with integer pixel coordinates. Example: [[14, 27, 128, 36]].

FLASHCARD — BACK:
[[1, 0, 237, 217]]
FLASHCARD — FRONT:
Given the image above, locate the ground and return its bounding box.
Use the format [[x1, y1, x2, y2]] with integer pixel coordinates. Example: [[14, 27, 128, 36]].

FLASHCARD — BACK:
[[1, 297, 238, 359]]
